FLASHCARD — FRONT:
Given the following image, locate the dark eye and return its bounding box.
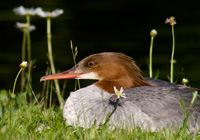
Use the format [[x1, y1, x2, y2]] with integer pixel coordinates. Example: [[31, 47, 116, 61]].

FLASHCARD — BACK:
[[88, 61, 95, 67]]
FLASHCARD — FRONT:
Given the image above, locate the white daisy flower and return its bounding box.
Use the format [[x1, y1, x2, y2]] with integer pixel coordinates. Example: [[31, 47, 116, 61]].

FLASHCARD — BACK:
[[114, 86, 126, 98], [13, 6, 37, 16], [16, 22, 36, 32], [35, 7, 63, 18]]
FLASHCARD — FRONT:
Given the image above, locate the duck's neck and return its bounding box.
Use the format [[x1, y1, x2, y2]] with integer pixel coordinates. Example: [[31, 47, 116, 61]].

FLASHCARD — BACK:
[[94, 76, 151, 93]]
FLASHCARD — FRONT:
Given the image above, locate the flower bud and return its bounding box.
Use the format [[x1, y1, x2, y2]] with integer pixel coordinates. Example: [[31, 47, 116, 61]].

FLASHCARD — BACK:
[[20, 61, 28, 68], [10, 93, 16, 99], [182, 78, 189, 85], [150, 29, 157, 37]]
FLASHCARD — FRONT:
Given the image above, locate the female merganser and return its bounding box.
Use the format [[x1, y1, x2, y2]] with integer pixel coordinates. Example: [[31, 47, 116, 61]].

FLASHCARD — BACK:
[[41, 52, 200, 131]]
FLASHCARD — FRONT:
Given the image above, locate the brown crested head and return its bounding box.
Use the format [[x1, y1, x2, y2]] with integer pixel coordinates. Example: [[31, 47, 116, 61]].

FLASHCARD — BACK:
[[40, 52, 151, 93], [73, 52, 151, 93]]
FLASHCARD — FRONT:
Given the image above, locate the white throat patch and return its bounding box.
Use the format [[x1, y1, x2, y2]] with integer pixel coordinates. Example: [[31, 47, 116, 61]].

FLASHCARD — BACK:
[[77, 72, 101, 80]]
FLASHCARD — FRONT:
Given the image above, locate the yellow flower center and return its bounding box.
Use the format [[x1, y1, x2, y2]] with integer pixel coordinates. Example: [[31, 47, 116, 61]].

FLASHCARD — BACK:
[[115, 91, 122, 97]]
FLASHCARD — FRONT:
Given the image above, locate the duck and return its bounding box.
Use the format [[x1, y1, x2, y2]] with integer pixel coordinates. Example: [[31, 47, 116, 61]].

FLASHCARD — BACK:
[[40, 52, 200, 131]]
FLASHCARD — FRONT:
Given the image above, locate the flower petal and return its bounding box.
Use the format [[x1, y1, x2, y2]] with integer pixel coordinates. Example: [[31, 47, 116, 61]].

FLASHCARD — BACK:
[[35, 8, 63, 18], [13, 6, 37, 16], [52, 9, 64, 17], [16, 22, 36, 32], [113, 86, 117, 93], [120, 87, 124, 93], [35, 7, 47, 17]]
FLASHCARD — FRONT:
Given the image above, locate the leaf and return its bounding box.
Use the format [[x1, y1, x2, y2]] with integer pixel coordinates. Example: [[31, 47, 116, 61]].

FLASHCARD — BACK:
[[191, 91, 198, 105], [179, 97, 186, 114]]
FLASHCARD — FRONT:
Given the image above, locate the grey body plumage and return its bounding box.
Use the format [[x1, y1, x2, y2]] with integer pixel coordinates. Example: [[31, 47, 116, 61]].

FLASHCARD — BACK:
[[63, 78, 200, 131]]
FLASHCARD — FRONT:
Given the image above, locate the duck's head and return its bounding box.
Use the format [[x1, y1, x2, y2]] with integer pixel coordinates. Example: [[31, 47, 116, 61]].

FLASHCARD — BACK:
[[40, 52, 150, 93]]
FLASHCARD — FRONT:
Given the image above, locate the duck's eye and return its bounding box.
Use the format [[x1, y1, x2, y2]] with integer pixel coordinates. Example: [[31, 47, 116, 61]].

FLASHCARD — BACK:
[[88, 61, 95, 67]]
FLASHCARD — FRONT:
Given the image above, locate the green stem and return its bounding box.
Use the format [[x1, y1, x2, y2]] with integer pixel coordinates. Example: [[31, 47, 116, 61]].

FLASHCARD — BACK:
[[26, 15, 32, 102], [47, 18, 63, 109], [9, 90, 11, 139], [27, 31, 31, 65], [21, 31, 27, 91], [170, 25, 175, 83], [70, 41, 80, 89], [110, 98, 119, 116], [103, 98, 119, 126], [149, 36, 154, 78], [180, 91, 198, 131], [45, 80, 50, 109], [28, 83, 39, 105], [10, 67, 23, 137], [26, 16, 31, 63], [49, 81, 53, 108], [13, 68, 23, 94]]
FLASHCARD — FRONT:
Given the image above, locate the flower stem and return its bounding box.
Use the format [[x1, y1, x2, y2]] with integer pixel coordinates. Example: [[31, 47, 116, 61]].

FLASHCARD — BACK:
[[103, 98, 119, 126], [13, 68, 23, 94], [21, 31, 27, 91], [26, 15, 32, 101], [149, 36, 154, 78], [10, 67, 23, 137], [47, 18, 63, 109], [70, 40, 80, 89], [170, 25, 175, 83], [26, 16, 31, 63]]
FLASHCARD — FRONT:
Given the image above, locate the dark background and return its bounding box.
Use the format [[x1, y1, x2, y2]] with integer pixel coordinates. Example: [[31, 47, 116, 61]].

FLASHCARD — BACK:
[[0, 0, 200, 97]]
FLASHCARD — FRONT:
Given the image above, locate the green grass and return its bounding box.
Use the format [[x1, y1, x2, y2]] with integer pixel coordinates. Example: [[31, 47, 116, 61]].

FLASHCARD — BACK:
[[0, 91, 199, 140]]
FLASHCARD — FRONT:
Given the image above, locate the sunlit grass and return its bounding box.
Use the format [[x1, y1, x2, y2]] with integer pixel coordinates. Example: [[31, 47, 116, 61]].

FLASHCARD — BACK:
[[0, 93, 199, 139]]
